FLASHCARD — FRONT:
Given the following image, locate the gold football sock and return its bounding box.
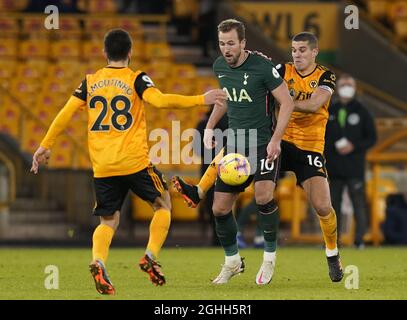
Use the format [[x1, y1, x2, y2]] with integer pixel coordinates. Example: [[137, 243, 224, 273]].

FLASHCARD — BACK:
[[197, 149, 224, 195], [146, 208, 171, 259], [318, 209, 338, 250], [92, 224, 115, 263]]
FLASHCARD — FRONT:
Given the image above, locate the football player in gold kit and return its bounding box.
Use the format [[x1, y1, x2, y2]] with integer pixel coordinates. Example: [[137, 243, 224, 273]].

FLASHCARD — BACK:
[[30, 29, 226, 294], [173, 32, 344, 283]]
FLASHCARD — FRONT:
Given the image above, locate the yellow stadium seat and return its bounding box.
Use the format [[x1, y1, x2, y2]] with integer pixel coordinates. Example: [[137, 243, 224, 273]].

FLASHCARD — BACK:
[[48, 61, 81, 80], [88, 0, 118, 13], [0, 101, 21, 138], [0, 17, 19, 37], [36, 92, 66, 112], [131, 41, 145, 62], [79, 60, 106, 75], [274, 174, 307, 223], [20, 120, 47, 153], [388, 1, 407, 23], [16, 63, 44, 79], [83, 17, 115, 37], [21, 15, 49, 37], [50, 40, 81, 59], [82, 40, 104, 60], [33, 106, 58, 125], [0, 59, 17, 79], [144, 42, 172, 61], [170, 64, 197, 79], [140, 61, 171, 82], [164, 78, 194, 95], [114, 17, 144, 39], [194, 77, 219, 93], [19, 39, 49, 59], [1, 0, 29, 11], [57, 16, 81, 39], [395, 18, 407, 39], [10, 78, 39, 96], [48, 136, 74, 168], [367, 0, 388, 20], [43, 78, 70, 94], [0, 39, 17, 57]]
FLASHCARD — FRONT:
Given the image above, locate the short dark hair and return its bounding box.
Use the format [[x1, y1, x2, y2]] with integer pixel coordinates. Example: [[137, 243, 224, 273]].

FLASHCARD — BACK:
[[292, 32, 318, 49], [104, 29, 132, 61], [217, 19, 245, 41]]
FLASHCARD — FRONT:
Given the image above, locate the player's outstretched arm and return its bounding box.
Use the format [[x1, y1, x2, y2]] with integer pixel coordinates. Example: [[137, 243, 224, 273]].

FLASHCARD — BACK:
[[30, 96, 85, 174], [142, 87, 226, 109], [267, 82, 295, 161], [294, 87, 332, 113], [203, 99, 227, 149]]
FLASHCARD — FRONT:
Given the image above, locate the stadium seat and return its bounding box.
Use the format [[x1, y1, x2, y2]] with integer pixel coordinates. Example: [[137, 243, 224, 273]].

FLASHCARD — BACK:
[[51, 40, 81, 59], [21, 15, 50, 38], [274, 174, 307, 223], [48, 136, 74, 168], [366, 0, 388, 21], [164, 78, 195, 95], [0, 100, 21, 139], [20, 119, 47, 153], [194, 77, 219, 93], [144, 42, 173, 62], [82, 40, 104, 60], [48, 61, 81, 80], [395, 18, 407, 39], [57, 16, 82, 39], [140, 61, 171, 83], [19, 39, 49, 59], [0, 59, 17, 79], [16, 63, 44, 79], [83, 17, 115, 38], [170, 64, 197, 79], [0, 0, 28, 12], [87, 0, 118, 13], [388, 1, 407, 23], [114, 17, 144, 40], [0, 17, 19, 37], [0, 39, 17, 58], [10, 78, 39, 97]]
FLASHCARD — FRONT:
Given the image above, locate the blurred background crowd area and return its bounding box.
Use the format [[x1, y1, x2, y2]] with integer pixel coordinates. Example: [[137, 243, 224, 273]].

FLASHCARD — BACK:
[[0, 0, 406, 248]]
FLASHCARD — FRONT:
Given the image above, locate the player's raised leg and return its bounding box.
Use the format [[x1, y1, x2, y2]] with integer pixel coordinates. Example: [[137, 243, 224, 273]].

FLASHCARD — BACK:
[[211, 191, 245, 284], [172, 149, 223, 208], [302, 176, 344, 282]]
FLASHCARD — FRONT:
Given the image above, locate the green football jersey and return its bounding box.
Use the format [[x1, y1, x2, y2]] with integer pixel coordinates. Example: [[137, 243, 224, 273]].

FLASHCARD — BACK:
[[213, 52, 283, 148]]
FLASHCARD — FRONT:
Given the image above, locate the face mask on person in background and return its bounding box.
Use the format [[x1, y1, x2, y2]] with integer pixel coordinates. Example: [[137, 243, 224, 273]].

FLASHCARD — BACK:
[[338, 85, 355, 99]]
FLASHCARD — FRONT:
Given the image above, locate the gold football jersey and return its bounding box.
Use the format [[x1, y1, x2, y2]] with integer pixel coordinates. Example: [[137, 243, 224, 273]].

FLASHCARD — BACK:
[[278, 62, 336, 154], [75, 67, 153, 177]]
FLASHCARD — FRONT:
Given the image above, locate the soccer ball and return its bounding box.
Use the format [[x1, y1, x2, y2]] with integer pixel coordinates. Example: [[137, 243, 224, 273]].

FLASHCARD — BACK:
[[218, 153, 251, 186]]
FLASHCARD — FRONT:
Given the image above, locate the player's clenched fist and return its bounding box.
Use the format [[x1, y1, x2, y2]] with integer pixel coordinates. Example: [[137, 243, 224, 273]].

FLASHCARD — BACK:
[[203, 89, 226, 105]]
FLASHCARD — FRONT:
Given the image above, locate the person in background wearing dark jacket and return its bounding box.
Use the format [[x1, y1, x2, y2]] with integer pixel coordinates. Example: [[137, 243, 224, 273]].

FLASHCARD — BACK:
[[325, 74, 377, 249]]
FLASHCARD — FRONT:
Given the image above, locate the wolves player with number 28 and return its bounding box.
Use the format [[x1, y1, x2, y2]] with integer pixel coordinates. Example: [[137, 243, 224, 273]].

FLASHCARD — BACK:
[[30, 29, 226, 295]]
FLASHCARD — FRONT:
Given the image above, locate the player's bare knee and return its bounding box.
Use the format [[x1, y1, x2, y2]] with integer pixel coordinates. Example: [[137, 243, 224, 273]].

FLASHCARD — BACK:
[[100, 211, 120, 230], [152, 194, 171, 211], [212, 204, 232, 216], [255, 193, 274, 206], [314, 203, 332, 216]]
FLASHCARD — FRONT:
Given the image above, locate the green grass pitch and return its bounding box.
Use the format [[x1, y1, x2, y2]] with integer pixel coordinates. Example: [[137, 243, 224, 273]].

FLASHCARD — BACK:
[[0, 247, 406, 300]]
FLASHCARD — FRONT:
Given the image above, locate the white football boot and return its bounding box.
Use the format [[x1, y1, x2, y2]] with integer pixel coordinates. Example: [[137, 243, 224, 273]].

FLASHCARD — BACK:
[[212, 258, 245, 284], [255, 254, 276, 285]]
